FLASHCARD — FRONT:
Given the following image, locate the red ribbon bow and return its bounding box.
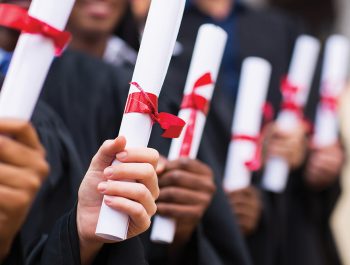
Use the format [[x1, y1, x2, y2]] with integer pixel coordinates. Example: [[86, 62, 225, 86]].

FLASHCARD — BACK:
[[232, 134, 262, 171], [0, 4, 71, 55], [280, 76, 304, 118], [178, 73, 213, 157], [125, 82, 185, 138]]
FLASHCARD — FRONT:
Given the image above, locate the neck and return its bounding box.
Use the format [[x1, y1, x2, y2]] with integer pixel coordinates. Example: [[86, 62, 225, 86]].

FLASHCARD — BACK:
[[0, 28, 20, 52], [70, 33, 109, 58]]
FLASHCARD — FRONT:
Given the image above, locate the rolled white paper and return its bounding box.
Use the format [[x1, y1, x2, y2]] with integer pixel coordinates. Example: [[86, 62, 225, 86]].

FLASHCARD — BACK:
[[0, 0, 75, 120], [262, 35, 321, 193], [95, 0, 186, 241], [223, 57, 272, 191], [313, 35, 349, 147], [150, 24, 227, 244]]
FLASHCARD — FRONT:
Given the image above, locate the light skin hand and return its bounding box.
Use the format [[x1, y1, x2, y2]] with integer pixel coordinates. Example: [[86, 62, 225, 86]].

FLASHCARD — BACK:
[[77, 136, 159, 265], [0, 120, 49, 261], [305, 142, 344, 191]]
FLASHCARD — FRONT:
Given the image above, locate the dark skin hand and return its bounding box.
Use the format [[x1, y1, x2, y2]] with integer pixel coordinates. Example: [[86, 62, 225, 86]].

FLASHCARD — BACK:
[[0, 120, 49, 261], [305, 142, 344, 191], [226, 186, 262, 236], [156, 157, 216, 248]]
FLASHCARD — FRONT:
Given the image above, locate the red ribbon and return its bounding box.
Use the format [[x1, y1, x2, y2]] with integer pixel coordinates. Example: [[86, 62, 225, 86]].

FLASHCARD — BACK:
[[125, 82, 185, 138], [0, 4, 71, 55], [232, 134, 262, 171], [320, 94, 338, 111], [280, 76, 304, 118], [179, 73, 213, 157]]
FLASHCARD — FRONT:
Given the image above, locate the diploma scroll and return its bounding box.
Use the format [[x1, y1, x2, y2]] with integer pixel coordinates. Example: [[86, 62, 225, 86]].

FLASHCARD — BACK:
[[95, 0, 186, 241], [150, 24, 227, 244], [262, 35, 321, 193], [313, 35, 349, 147], [223, 57, 272, 191], [0, 0, 75, 120]]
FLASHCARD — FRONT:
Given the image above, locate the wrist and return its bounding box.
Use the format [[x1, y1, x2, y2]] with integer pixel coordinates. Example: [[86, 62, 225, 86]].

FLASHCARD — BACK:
[[76, 204, 103, 265]]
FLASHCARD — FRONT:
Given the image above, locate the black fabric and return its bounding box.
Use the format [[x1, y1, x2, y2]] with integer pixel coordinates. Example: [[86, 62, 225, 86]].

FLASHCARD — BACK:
[[148, 4, 340, 265], [41, 49, 252, 265]]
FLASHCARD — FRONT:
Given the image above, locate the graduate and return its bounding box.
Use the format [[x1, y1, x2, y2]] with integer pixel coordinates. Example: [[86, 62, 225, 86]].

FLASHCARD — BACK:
[[0, 7, 160, 265], [156, 0, 344, 264], [43, 1, 252, 264]]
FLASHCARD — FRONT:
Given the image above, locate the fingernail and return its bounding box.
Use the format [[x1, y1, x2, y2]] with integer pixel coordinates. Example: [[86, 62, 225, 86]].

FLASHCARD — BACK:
[[116, 151, 128, 161], [104, 167, 114, 177], [104, 195, 113, 205], [98, 182, 108, 193]]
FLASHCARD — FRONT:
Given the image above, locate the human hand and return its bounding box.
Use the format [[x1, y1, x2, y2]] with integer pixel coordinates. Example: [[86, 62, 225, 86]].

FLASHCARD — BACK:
[[305, 142, 344, 191], [264, 121, 308, 169], [226, 186, 262, 236], [77, 136, 159, 264], [0, 120, 49, 260], [156, 157, 216, 246]]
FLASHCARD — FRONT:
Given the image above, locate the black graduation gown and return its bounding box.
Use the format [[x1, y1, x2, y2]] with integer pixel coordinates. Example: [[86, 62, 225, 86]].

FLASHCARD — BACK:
[[1, 58, 147, 264], [160, 4, 341, 265], [41, 49, 253, 265]]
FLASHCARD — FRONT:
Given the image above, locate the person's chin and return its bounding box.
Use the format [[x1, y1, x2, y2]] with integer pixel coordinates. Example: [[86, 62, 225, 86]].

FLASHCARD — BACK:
[[2, 0, 31, 9]]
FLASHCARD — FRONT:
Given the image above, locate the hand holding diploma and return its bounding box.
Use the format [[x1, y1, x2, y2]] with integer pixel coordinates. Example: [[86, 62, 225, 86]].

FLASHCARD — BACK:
[[77, 137, 159, 264], [150, 24, 227, 244], [95, 0, 186, 241], [305, 35, 349, 190], [262, 35, 321, 193]]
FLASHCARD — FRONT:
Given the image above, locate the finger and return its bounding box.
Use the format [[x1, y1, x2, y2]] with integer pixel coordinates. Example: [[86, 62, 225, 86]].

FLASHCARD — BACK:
[[0, 163, 43, 193], [0, 120, 43, 151], [104, 196, 151, 234], [116, 147, 159, 170], [0, 136, 49, 177], [98, 181, 157, 216], [104, 163, 159, 199], [90, 137, 126, 171], [165, 158, 213, 175], [156, 203, 202, 220], [0, 185, 32, 214], [156, 156, 167, 175], [158, 170, 215, 193], [157, 187, 210, 205], [234, 205, 259, 219]]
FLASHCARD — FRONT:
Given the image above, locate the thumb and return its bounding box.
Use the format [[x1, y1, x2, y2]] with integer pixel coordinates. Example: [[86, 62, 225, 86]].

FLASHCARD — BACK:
[[89, 136, 127, 171]]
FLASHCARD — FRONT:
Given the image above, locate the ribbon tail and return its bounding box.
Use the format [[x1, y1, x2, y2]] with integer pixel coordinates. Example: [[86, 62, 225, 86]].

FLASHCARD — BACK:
[[158, 112, 186, 138]]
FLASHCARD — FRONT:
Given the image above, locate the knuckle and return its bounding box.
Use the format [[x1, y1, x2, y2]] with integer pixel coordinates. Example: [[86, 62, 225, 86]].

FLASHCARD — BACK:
[[149, 202, 157, 216], [133, 204, 146, 219], [15, 193, 31, 210], [178, 157, 190, 169], [37, 160, 50, 180], [149, 148, 159, 162], [137, 185, 149, 202], [143, 163, 155, 177]]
